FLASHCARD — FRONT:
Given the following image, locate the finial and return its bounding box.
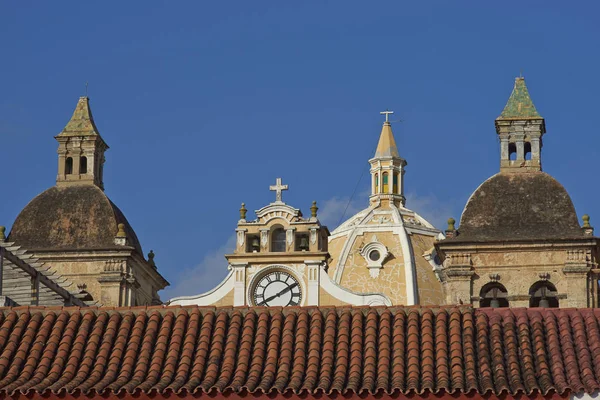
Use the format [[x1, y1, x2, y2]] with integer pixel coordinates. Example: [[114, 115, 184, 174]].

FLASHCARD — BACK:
[[116, 223, 127, 238], [148, 250, 156, 268], [240, 203, 247, 220], [380, 109, 394, 123], [0, 226, 5, 241], [583, 214, 591, 228], [310, 201, 318, 218], [85, 81, 89, 97], [447, 218, 456, 231]]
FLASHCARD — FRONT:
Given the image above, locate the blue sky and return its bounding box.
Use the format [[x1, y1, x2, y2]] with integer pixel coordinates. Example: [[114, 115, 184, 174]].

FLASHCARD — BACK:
[[1, 2, 599, 299]]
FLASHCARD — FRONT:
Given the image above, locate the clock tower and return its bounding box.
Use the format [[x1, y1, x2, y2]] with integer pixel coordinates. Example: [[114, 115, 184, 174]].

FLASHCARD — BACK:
[[169, 178, 391, 307]]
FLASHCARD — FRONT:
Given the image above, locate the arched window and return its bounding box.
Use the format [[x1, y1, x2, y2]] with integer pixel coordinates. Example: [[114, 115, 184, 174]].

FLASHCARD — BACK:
[[529, 281, 559, 308], [524, 142, 532, 160], [479, 282, 509, 308], [65, 157, 73, 175], [80, 156, 88, 174], [375, 174, 379, 194], [509, 143, 517, 161], [393, 173, 398, 194], [382, 172, 389, 193], [271, 227, 286, 252]]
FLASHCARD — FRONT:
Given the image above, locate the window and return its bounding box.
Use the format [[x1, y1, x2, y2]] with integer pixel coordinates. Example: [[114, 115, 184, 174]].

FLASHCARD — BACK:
[[529, 281, 559, 308], [65, 157, 73, 175], [479, 282, 509, 308], [382, 172, 389, 193], [271, 228, 286, 252], [80, 156, 88, 174], [509, 143, 517, 161], [375, 174, 379, 194], [393, 173, 398, 194], [524, 142, 532, 160], [369, 250, 381, 261]]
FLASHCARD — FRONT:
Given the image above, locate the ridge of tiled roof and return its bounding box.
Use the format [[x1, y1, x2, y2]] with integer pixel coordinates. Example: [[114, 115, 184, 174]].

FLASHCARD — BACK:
[[0, 305, 598, 396]]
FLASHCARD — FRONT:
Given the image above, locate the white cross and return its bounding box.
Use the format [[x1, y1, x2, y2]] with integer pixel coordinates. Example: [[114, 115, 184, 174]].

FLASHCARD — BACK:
[[380, 109, 394, 122], [269, 177, 288, 203]]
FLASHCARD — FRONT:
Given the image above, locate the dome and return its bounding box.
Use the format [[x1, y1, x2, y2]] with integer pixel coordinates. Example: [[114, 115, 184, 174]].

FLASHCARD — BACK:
[[327, 203, 445, 306], [9, 185, 143, 254], [456, 172, 583, 241]]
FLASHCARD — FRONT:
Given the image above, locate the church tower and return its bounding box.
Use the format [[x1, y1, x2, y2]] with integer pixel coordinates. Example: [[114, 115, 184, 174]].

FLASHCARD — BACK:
[[369, 111, 407, 207], [56, 96, 108, 189], [495, 77, 546, 172]]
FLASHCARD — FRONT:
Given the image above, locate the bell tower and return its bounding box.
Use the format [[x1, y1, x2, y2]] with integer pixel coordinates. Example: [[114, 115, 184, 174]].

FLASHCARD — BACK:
[[369, 110, 407, 207], [495, 77, 546, 173], [55, 96, 108, 189]]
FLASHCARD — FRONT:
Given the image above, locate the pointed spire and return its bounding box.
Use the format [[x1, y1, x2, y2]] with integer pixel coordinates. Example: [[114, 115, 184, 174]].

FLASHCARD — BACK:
[[374, 121, 401, 158], [498, 77, 542, 120], [57, 96, 102, 137]]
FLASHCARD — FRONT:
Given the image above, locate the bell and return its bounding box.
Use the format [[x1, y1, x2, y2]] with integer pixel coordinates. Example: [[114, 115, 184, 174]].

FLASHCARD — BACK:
[[490, 298, 500, 308], [299, 236, 309, 251], [251, 237, 260, 252], [539, 297, 550, 308]]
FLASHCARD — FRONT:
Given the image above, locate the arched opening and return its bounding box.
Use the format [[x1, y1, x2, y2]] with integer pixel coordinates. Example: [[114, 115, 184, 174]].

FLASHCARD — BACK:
[[393, 173, 398, 194], [374, 173, 379, 194], [271, 227, 286, 252], [80, 156, 88, 174], [508, 143, 517, 161], [479, 282, 509, 308], [524, 142, 532, 160], [529, 281, 559, 308], [382, 172, 389, 193], [65, 157, 73, 175]]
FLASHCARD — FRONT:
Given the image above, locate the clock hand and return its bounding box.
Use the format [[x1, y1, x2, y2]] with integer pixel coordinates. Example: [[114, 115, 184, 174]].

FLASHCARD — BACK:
[[277, 282, 299, 297], [259, 283, 299, 306]]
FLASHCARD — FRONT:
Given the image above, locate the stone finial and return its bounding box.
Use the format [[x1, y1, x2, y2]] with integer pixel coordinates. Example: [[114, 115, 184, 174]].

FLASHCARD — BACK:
[[239, 203, 247, 220], [116, 223, 127, 238], [310, 201, 318, 218], [447, 218, 456, 231], [148, 250, 156, 268], [0, 226, 5, 241], [582, 214, 594, 236], [445, 218, 457, 239]]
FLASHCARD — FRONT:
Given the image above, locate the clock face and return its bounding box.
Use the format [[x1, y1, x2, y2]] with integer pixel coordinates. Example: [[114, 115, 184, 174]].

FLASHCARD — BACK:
[[252, 270, 302, 307]]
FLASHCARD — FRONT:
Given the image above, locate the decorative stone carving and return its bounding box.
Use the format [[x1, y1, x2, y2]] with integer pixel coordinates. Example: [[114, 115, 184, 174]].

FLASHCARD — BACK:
[[260, 229, 269, 249], [359, 241, 390, 278], [310, 228, 317, 245], [236, 229, 246, 247]]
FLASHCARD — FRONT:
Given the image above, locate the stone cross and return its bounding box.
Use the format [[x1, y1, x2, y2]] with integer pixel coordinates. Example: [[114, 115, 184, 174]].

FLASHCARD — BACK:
[[270, 178, 288, 203], [380, 110, 394, 122]]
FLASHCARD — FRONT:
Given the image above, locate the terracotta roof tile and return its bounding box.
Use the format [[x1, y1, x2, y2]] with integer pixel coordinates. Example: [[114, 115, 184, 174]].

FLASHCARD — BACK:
[[1, 306, 600, 396]]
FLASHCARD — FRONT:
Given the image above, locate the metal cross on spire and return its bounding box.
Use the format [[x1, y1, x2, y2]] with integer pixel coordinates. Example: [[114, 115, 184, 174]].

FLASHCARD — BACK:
[[269, 177, 289, 203], [380, 109, 394, 122]]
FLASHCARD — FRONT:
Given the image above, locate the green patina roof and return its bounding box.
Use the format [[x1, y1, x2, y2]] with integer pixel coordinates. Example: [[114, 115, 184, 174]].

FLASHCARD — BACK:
[[498, 77, 542, 119]]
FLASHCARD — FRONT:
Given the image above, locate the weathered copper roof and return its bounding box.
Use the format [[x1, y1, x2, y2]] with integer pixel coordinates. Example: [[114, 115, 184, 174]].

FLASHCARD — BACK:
[[498, 77, 542, 120], [0, 305, 599, 396], [374, 122, 401, 159], [9, 185, 143, 255], [56, 96, 105, 139], [452, 172, 583, 242]]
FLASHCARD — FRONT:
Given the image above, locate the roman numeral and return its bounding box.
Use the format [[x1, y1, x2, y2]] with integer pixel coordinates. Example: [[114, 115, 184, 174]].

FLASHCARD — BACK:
[[275, 272, 282, 281]]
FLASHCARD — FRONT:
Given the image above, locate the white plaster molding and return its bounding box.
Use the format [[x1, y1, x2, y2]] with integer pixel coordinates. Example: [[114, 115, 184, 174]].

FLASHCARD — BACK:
[[254, 204, 300, 223], [168, 271, 234, 306], [320, 268, 391, 306], [423, 247, 443, 282], [286, 228, 296, 246], [236, 229, 247, 247], [359, 241, 390, 278], [310, 228, 317, 245], [305, 260, 320, 306], [246, 264, 307, 306], [391, 206, 418, 305], [260, 229, 269, 249], [231, 263, 247, 306]]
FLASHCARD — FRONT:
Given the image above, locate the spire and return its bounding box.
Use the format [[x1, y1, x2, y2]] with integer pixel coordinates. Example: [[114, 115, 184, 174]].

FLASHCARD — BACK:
[[495, 77, 546, 173], [498, 77, 542, 120], [57, 96, 102, 137], [369, 111, 407, 207], [55, 97, 109, 189], [374, 121, 401, 159]]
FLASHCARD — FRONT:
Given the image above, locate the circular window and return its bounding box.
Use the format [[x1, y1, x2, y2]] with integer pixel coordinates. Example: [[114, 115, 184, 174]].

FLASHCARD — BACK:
[[369, 250, 381, 261]]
